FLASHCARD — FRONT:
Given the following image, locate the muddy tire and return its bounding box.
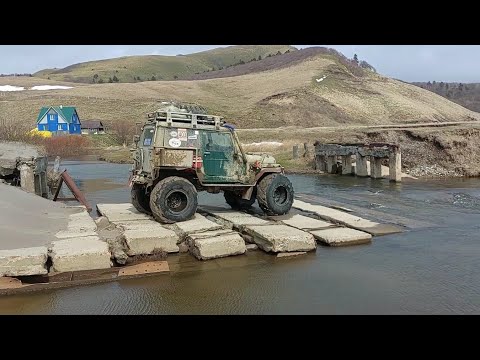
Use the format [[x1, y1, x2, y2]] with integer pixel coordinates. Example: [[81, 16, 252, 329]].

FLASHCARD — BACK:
[[131, 184, 151, 214], [224, 188, 257, 210], [149, 176, 198, 224], [257, 174, 294, 215]]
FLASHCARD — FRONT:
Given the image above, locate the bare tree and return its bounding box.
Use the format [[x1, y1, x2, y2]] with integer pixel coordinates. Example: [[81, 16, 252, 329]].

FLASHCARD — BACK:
[[109, 120, 135, 147]]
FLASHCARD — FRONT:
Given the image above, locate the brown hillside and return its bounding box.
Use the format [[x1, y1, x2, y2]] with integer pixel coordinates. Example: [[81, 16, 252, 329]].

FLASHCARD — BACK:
[[1, 48, 479, 131]]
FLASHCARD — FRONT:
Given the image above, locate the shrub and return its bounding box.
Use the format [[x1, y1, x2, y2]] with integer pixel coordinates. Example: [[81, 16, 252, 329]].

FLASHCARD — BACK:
[[42, 135, 91, 157], [109, 120, 135, 147]]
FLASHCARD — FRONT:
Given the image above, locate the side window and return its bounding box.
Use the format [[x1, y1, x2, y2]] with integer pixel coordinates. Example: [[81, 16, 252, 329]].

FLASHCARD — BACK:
[[142, 127, 155, 146], [203, 132, 234, 151]]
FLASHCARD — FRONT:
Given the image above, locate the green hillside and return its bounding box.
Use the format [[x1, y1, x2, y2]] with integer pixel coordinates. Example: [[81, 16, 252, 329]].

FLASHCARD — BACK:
[[33, 45, 296, 83]]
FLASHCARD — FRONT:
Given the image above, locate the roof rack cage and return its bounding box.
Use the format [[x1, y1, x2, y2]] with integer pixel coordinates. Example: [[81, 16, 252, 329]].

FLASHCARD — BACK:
[[147, 111, 224, 129]]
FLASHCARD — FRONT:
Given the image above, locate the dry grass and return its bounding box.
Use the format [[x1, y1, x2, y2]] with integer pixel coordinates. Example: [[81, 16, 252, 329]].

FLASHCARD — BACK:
[[1, 50, 478, 133], [1, 48, 479, 173]]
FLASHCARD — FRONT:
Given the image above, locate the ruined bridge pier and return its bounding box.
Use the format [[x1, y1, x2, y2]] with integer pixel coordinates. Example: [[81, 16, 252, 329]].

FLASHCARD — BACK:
[[314, 143, 402, 182]]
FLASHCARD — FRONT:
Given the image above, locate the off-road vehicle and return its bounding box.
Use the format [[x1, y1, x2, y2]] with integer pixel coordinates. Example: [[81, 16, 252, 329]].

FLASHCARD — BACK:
[[130, 102, 294, 223]]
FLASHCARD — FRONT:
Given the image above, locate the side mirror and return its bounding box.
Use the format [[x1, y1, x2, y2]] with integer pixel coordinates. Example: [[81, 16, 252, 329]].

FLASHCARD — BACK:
[[132, 135, 140, 148]]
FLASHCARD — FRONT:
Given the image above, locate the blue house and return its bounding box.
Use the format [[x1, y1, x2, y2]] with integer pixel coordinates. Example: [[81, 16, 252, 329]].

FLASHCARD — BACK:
[[36, 106, 82, 134]]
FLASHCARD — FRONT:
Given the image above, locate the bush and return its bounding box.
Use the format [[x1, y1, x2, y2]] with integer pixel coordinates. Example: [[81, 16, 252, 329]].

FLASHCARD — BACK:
[[109, 120, 135, 147], [0, 121, 33, 142], [42, 135, 91, 157]]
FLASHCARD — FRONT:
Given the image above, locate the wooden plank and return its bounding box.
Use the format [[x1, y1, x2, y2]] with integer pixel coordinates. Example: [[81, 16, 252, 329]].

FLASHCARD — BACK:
[[0, 277, 24, 289], [118, 261, 169, 277]]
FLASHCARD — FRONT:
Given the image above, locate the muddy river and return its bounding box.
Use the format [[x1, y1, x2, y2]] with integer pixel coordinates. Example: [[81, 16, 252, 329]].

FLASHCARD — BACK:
[[0, 157, 479, 314]]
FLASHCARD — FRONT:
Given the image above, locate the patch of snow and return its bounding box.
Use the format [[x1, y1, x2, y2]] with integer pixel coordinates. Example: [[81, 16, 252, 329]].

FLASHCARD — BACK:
[[315, 75, 327, 83], [0, 85, 25, 92], [242, 141, 283, 147], [30, 85, 73, 90]]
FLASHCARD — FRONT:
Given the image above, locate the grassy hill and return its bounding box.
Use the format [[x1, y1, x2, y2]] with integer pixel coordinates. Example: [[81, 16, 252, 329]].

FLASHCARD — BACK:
[[33, 45, 296, 83], [2, 46, 479, 132], [412, 81, 480, 113]]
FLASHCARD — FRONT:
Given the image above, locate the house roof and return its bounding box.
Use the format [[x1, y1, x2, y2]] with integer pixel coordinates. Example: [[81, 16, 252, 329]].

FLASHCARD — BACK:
[[81, 120, 104, 129], [37, 106, 79, 124]]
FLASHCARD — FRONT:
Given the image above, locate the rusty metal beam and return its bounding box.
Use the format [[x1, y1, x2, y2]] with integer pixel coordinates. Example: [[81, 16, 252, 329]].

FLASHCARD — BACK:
[[52, 170, 92, 211]]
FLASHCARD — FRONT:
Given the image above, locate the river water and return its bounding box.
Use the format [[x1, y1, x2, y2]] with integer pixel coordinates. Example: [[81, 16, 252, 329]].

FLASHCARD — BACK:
[[1, 158, 479, 314]]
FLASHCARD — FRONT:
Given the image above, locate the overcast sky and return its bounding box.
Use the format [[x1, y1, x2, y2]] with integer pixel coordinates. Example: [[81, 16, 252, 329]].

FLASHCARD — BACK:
[[1, 45, 478, 82]]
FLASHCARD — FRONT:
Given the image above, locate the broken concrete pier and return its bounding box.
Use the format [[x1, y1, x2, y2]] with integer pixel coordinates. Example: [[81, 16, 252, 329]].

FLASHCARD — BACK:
[[0, 141, 48, 196], [314, 142, 403, 182]]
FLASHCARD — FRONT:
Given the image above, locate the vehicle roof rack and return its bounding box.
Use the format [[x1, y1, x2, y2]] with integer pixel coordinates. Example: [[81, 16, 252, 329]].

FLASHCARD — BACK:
[[146, 111, 224, 129]]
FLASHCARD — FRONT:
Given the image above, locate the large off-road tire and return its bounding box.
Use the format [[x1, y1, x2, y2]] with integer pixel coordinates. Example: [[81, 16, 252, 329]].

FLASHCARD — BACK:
[[149, 176, 198, 224], [131, 184, 151, 214], [257, 174, 294, 215], [224, 187, 257, 210]]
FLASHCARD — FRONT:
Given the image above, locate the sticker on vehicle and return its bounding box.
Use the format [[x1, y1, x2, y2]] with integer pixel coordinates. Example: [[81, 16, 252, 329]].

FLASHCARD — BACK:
[[170, 131, 178, 137], [168, 138, 182, 148], [188, 135, 197, 140], [178, 128, 188, 141]]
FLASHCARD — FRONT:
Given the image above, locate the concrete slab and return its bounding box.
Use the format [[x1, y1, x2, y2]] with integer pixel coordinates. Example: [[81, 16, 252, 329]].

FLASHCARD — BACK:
[[277, 252, 307, 258], [173, 213, 223, 235], [293, 199, 402, 236], [122, 227, 179, 255], [96, 203, 151, 223], [0, 183, 83, 250], [50, 236, 112, 273], [187, 229, 235, 240], [310, 227, 372, 246], [272, 214, 335, 231], [0, 246, 48, 276], [188, 232, 246, 260], [95, 216, 111, 230], [200, 208, 271, 230], [55, 210, 98, 239], [243, 224, 316, 253], [115, 219, 168, 232]]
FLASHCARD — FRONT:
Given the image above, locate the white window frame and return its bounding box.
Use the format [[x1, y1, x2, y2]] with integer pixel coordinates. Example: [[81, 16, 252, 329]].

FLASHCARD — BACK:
[[50, 114, 55, 121], [58, 124, 63, 131]]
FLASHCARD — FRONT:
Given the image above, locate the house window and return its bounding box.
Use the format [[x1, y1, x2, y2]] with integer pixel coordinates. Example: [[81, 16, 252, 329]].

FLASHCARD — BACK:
[[58, 125, 63, 131], [50, 114, 55, 121]]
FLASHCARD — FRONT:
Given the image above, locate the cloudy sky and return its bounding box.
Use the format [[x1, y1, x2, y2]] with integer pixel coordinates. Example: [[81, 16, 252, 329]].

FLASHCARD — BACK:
[[0, 45, 478, 82]]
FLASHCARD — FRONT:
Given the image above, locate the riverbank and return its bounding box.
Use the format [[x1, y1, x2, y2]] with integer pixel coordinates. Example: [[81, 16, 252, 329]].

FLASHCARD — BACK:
[[90, 123, 480, 178]]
